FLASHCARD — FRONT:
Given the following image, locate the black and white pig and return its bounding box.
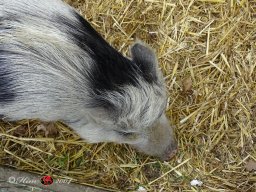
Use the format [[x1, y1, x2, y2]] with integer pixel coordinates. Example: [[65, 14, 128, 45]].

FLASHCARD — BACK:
[[0, 0, 177, 160]]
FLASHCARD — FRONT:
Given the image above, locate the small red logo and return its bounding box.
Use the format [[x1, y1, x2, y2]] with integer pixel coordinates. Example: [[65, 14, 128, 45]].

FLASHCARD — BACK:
[[41, 176, 53, 186]]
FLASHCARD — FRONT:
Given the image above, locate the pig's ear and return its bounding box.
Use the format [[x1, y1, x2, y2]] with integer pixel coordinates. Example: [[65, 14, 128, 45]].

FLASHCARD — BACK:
[[130, 41, 158, 83]]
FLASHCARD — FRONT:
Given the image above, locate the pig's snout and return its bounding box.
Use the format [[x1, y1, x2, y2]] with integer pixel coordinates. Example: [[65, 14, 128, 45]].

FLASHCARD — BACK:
[[131, 114, 178, 161], [160, 141, 178, 161]]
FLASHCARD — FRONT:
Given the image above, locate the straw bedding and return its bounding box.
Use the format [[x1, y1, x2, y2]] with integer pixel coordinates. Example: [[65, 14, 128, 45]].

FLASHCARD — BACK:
[[0, 0, 255, 191]]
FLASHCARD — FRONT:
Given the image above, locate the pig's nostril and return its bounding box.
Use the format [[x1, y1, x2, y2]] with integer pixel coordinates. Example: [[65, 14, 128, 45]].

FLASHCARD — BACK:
[[161, 144, 178, 161], [168, 148, 178, 159]]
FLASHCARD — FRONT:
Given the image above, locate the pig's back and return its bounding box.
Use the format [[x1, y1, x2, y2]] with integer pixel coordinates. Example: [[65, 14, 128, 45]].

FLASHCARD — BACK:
[[0, 0, 93, 121], [0, 0, 139, 122]]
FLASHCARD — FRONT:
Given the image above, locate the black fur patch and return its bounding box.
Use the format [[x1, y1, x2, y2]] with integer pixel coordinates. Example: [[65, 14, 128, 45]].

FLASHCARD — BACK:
[[60, 11, 141, 90], [0, 50, 17, 104], [0, 12, 17, 105], [56, 11, 155, 108]]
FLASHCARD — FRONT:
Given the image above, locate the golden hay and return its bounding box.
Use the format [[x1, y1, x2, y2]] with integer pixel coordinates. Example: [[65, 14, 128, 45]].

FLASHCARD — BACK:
[[1, 0, 256, 191]]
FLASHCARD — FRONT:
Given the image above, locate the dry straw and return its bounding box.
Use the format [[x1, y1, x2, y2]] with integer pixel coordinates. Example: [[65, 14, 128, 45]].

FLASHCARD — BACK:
[[1, 0, 256, 191]]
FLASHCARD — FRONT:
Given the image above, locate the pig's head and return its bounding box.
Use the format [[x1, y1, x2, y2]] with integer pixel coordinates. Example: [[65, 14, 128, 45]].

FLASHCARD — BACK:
[[74, 41, 177, 161]]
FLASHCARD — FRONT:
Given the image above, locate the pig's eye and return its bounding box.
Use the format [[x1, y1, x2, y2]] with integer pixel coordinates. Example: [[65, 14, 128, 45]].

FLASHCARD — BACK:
[[116, 131, 133, 136], [115, 131, 137, 139]]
